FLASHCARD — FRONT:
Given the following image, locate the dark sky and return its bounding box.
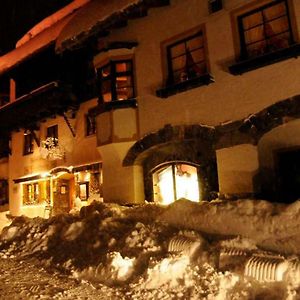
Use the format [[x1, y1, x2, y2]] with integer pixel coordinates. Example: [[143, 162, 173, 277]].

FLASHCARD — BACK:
[[0, 0, 72, 55]]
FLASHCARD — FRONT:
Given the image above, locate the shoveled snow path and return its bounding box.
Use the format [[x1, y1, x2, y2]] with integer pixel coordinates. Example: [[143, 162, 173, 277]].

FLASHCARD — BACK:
[[0, 258, 120, 299]]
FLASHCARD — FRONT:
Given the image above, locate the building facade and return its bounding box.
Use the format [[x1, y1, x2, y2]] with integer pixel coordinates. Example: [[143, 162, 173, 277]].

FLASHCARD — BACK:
[[1, 0, 300, 218]]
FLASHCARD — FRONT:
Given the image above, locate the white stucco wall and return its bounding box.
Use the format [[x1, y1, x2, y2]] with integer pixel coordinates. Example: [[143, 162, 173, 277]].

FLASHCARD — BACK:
[[101, 0, 300, 136], [217, 144, 259, 195]]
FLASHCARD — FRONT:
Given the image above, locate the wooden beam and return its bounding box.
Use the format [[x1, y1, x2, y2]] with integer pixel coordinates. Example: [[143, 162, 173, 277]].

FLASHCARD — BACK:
[[62, 113, 76, 137]]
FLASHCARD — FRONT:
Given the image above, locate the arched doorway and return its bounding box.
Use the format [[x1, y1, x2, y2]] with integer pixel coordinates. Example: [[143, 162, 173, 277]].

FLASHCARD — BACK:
[[152, 162, 200, 205]]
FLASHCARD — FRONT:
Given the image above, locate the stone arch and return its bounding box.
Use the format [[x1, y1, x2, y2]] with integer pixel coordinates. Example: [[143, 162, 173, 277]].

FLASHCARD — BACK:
[[123, 124, 216, 167], [123, 95, 300, 202], [123, 124, 219, 201], [215, 95, 300, 149]]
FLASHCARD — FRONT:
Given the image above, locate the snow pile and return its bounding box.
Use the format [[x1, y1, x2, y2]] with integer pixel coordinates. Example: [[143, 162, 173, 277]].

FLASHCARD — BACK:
[[159, 199, 300, 254], [0, 199, 300, 299]]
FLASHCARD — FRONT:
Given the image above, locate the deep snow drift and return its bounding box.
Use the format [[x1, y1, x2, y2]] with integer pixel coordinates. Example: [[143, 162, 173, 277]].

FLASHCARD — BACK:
[[0, 199, 300, 299]]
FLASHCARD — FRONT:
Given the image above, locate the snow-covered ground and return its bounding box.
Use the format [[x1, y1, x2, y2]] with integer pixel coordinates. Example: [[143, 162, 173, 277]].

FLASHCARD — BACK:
[[0, 199, 300, 299]]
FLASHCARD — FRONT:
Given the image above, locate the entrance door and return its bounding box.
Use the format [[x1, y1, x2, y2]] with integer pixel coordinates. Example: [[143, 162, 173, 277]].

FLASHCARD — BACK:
[[53, 178, 71, 215], [277, 149, 300, 203]]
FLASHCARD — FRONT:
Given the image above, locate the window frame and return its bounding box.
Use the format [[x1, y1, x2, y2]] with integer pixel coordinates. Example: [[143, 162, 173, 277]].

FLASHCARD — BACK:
[[46, 124, 58, 146], [47, 125, 58, 140], [23, 132, 34, 155], [78, 181, 89, 201], [166, 31, 207, 86], [97, 59, 136, 103], [237, 0, 294, 60], [157, 25, 214, 98], [229, 0, 300, 74]]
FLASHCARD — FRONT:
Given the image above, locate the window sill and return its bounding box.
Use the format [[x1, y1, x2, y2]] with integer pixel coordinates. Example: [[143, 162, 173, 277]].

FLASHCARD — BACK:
[[229, 43, 300, 75], [99, 98, 138, 112], [156, 73, 215, 98]]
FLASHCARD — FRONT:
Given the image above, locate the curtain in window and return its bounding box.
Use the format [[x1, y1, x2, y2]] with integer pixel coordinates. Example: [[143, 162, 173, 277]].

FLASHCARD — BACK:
[[242, 1, 291, 58]]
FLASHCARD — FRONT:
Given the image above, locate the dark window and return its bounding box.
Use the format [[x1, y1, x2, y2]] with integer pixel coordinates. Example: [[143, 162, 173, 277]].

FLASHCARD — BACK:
[[166, 31, 207, 85], [277, 149, 300, 203], [0, 180, 8, 206], [209, 0, 223, 14], [86, 114, 96, 136], [98, 60, 135, 102], [238, 0, 294, 60], [47, 125, 58, 140], [23, 132, 34, 155]]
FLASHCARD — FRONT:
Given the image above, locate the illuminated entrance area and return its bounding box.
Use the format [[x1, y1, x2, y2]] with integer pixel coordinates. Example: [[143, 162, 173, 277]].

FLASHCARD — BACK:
[[153, 163, 200, 205]]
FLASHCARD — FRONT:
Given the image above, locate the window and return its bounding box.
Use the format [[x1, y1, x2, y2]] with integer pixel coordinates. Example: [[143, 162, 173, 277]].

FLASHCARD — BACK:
[[0, 180, 8, 206], [23, 132, 34, 155], [167, 31, 208, 85], [46, 125, 58, 146], [23, 180, 50, 205], [86, 114, 96, 136], [238, 0, 294, 60], [98, 60, 135, 102], [47, 125, 58, 139], [209, 0, 223, 14], [78, 182, 89, 201], [152, 163, 200, 205], [156, 28, 214, 98]]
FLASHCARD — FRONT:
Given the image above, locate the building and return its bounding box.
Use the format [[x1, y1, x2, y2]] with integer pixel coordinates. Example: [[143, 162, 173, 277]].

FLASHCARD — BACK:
[[1, 0, 300, 220]]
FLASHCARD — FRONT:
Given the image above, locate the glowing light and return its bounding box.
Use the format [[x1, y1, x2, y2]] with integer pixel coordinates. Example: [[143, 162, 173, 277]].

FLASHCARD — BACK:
[[41, 172, 50, 178], [155, 163, 200, 205], [157, 165, 174, 205], [175, 164, 199, 202]]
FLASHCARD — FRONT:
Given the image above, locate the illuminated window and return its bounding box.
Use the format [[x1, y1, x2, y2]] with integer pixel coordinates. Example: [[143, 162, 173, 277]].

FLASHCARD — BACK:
[[23, 180, 50, 205], [167, 31, 207, 85], [238, 0, 294, 59], [23, 132, 34, 155], [78, 182, 89, 201], [97, 60, 135, 102], [153, 163, 200, 205]]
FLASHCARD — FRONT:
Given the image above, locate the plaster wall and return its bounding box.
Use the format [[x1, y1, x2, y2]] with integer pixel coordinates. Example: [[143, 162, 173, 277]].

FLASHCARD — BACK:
[[98, 142, 144, 204], [101, 0, 300, 137], [216, 144, 259, 195], [8, 98, 101, 216]]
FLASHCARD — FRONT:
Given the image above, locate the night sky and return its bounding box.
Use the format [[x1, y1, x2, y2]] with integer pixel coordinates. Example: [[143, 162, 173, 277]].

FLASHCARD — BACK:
[[0, 0, 72, 55]]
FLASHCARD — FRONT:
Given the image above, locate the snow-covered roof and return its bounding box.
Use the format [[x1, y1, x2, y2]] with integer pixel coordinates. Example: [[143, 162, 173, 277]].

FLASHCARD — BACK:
[[55, 0, 140, 52], [0, 16, 72, 76], [0, 0, 90, 76], [55, 0, 170, 52]]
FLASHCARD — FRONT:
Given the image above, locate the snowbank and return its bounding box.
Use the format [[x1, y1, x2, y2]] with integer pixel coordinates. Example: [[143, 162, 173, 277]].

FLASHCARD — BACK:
[[159, 199, 300, 254], [0, 199, 299, 299]]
